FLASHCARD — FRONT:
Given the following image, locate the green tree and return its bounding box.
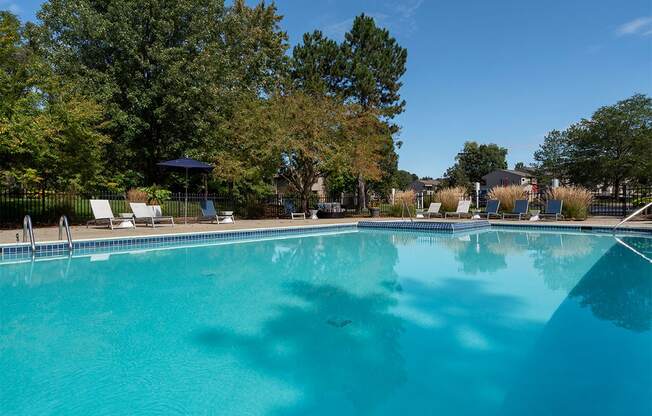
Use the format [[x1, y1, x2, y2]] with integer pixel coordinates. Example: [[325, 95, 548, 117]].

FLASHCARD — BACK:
[[533, 129, 569, 184], [0, 11, 108, 191], [565, 94, 652, 193], [227, 91, 350, 211], [394, 170, 419, 190], [444, 141, 508, 187], [33, 0, 288, 186], [290, 14, 407, 209], [341, 15, 407, 208], [291, 30, 343, 96], [341, 14, 407, 119]]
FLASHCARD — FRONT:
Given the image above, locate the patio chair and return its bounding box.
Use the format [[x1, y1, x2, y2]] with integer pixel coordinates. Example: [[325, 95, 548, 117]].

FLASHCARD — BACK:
[[129, 202, 175, 227], [540, 199, 564, 221], [477, 199, 501, 219], [87, 199, 134, 230], [423, 202, 442, 218], [444, 200, 472, 218], [199, 200, 235, 224], [502, 199, 530, 220], [283, 199, 306, 220]]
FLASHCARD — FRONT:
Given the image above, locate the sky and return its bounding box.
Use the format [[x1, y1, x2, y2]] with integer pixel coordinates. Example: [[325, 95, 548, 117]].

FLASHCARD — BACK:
[[4, 0, 651, 178]]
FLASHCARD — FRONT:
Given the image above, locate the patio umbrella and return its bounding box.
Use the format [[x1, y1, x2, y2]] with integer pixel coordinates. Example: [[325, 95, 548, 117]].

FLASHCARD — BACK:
[[157, 157, 214, 224]]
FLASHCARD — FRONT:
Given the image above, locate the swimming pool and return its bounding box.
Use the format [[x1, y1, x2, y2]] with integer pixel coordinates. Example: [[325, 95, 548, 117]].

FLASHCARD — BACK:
[[1, 227, 650, 415]]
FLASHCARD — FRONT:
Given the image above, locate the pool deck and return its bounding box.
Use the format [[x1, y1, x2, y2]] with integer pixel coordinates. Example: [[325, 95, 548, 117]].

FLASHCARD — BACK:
[[1, 216, 651, 245]]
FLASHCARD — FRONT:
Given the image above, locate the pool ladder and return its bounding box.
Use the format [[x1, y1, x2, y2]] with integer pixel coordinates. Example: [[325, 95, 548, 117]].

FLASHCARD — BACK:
[[59, 214, 73, 253], [22, 214, 74, 255], [400, 200, 414, 222], [22, 215, 36, 253]]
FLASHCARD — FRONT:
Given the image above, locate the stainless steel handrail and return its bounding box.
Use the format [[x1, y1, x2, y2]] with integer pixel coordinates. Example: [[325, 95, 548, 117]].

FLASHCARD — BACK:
[[613, 202, 652, 233], [59, 215, 73, 252], [401, 200, 414, 222], [22, 215, 36, 253]]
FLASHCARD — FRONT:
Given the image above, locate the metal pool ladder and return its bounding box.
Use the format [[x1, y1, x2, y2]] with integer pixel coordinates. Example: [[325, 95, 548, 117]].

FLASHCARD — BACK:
[[401, 200, 414, 222], [612, 202, 652, 234], [22, 215, 36, 254], [59, 215, 73, 252]]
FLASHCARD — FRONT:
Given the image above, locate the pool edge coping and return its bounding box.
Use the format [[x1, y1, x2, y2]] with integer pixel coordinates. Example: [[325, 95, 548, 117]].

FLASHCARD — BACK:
[[2, 219, 651, 260]]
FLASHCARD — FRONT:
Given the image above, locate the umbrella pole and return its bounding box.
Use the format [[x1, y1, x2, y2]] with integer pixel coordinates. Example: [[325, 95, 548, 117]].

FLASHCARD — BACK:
[[185, 168, 188, 225]]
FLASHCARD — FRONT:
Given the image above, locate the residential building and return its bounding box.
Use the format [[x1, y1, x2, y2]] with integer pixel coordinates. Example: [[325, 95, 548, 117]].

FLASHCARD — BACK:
[[409, 179, 442, 195]]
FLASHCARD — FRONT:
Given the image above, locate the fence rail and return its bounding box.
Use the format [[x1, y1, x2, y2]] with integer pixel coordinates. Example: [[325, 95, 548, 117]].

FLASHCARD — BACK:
[[1, 186, 651, 226], [0, 190, 361, 226], [418, 186, 652, 216]]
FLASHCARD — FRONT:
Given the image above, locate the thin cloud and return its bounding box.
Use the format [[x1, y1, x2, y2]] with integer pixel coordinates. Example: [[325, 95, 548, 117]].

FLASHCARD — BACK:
[[323, 17, 354, 40], [0, 1, 21, 14], [323, 0, 424, 40], [616, 16, 652, 36], [394, 0, 424, 20]]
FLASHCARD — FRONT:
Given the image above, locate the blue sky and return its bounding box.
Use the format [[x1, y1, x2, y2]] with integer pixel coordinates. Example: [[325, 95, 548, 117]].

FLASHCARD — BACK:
[[4, 0, 651, 178]]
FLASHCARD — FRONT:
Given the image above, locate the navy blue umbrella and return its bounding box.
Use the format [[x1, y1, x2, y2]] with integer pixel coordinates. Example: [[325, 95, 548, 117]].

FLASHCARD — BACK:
[[157, 157, 214, 223]]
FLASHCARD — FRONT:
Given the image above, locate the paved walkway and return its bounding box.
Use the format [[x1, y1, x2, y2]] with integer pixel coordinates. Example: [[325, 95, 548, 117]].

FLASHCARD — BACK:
[[1, 216, 651, 244]]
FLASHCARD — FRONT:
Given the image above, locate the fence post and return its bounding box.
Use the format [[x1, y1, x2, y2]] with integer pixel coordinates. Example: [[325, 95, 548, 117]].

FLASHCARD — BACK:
[[621, 184, 627, 217]]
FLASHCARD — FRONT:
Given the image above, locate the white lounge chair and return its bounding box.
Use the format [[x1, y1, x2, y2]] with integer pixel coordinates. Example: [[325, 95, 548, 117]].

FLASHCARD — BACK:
[[87, 199, 134, 230], [423, 202, 442, 218], [129, 202, 174, 227], [444, 200, 472, 218]]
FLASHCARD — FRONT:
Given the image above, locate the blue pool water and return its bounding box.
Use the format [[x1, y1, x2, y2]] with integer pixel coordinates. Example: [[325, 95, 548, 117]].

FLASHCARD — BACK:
[[1, 228, 651, 415]]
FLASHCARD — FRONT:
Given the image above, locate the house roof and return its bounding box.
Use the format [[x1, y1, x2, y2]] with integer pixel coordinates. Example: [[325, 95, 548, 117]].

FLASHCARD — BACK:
[[418, 179, 441, 186], [482, 169, 534, 180]]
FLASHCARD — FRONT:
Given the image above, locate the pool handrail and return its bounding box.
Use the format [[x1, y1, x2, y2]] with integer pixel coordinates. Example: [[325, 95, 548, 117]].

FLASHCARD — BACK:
[[613, 202, 652, 234], [59, 215, 73, 252], [22, 215, 36, 254]]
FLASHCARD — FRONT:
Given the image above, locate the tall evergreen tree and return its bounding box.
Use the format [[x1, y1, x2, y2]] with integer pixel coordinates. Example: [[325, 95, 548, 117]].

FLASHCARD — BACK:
[[291, 14, 407, 208], [291, 30, 343, 96], [342, 15, 407, 208]]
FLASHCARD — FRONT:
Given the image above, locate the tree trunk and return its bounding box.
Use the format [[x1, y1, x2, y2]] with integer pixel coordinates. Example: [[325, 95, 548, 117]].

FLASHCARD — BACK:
[[357, 174, 366, 212], [613, 178, 620, 198]]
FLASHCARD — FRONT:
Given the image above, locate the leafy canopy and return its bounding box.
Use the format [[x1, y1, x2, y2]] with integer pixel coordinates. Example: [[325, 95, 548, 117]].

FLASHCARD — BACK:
[[534, 94, 652, 191], [444, 141, 508, 187], [0, 11, 108, 191]]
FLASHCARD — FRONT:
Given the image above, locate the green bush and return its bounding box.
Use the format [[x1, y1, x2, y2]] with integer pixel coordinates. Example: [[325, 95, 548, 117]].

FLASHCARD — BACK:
[[139, 185, 172, 204], [632, 196, 652, 207]]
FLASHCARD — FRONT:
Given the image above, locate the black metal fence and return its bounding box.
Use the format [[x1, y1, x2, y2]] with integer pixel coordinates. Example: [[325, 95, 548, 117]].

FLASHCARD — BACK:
[[0, 189, 361, 226], [418, 186, 652, 216], [2, 186, 651, 226]]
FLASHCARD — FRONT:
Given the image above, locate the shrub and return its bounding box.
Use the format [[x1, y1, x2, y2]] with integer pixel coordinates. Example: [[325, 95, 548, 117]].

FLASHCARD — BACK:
[[389, 190, 416, 217], [632, 196, 652, 207], [434, 186, 467, 212], [127, 188, 148, 203], [546, 186, 593, 220], [394, 189, 416, 206], [386, 202, 416, 217], [139, 185, 172, 205], [488, 185, 526, 213]]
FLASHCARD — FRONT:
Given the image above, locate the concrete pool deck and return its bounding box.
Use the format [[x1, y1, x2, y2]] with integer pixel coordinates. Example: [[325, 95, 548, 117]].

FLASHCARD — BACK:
[[1, 216, 651, 245]]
